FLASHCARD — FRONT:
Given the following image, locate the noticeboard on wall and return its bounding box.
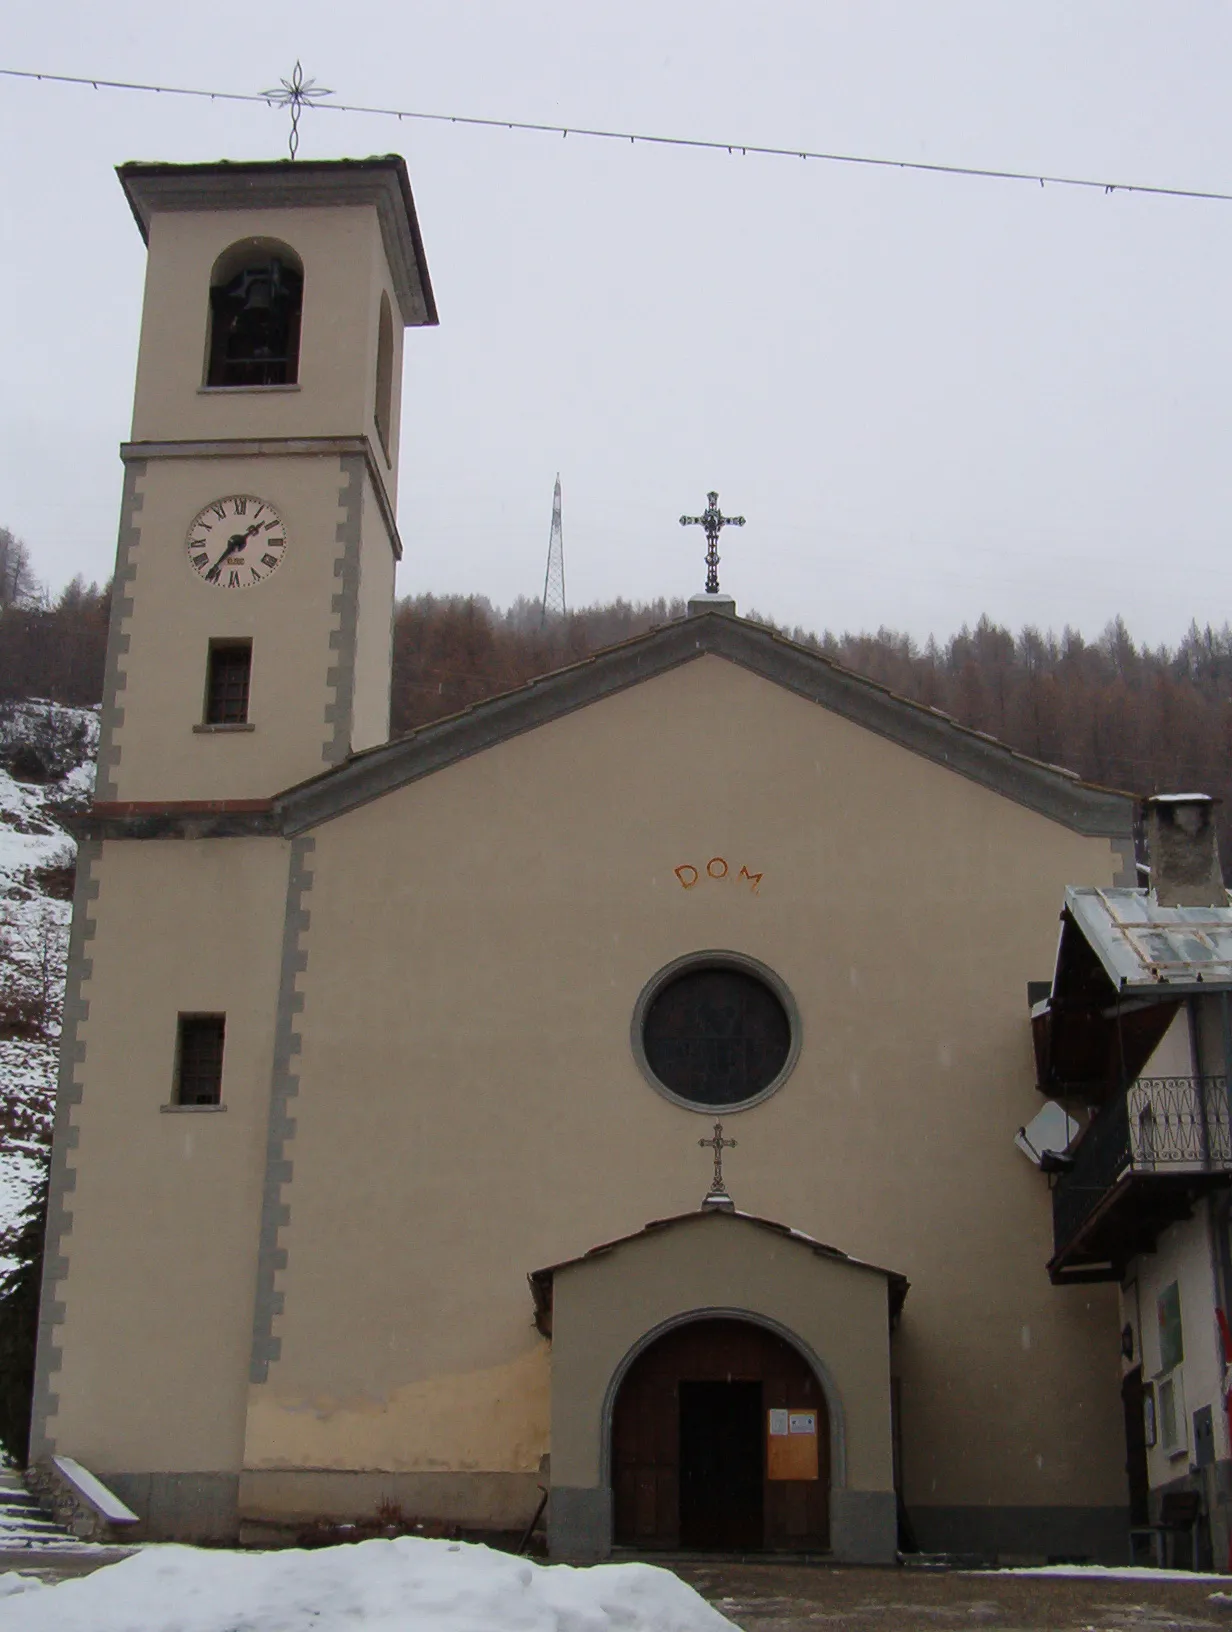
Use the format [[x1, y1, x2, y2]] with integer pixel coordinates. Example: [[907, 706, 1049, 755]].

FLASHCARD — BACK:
[[767, 1408, 819, 1481]]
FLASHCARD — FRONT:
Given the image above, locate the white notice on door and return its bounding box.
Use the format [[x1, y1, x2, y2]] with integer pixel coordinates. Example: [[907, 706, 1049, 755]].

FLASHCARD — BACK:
[[768, 1409, 789, 1436], [788, 1412, 816, 1435]]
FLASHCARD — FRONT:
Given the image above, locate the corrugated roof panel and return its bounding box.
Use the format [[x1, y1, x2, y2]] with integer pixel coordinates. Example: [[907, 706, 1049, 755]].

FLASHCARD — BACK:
[[1065, 886, 1232, 992]]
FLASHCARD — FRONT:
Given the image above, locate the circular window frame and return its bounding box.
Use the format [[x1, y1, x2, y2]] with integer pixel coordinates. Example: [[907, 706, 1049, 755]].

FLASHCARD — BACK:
[[630, 949, 803, 1114]]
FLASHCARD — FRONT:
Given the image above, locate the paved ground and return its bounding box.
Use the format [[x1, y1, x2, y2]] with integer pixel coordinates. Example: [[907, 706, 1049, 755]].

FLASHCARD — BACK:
[[0, 1468, 135, 1584], [675, 1563, 1232, 1632], [7, 1537, 1232, 1623]]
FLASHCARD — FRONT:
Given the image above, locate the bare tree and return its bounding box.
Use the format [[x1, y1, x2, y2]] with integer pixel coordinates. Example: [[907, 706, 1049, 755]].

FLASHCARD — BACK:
[[0, 530, 39, 610]]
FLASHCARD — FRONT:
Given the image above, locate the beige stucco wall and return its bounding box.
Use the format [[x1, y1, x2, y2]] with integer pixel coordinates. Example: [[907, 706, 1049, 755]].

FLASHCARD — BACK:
[[1142, 1007, 1195, 1078], [351, 466, 396, 754], [549, 1214, 893, 1493], [106, 452, 392, 802], [45, 837, 288, 1472], [244, 653, 1127, 1514], [132, 204, 401, 480]]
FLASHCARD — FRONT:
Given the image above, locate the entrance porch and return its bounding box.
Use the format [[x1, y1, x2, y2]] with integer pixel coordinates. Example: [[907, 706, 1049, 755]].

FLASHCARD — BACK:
[[528, 1207, 907, 1563]]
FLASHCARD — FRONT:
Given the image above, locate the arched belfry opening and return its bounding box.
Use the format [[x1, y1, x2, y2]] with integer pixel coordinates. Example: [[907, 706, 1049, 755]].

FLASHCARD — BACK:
[[374, 291, 395, 456], [206, 239, 304, 388], [611, 1316, 830, 1552]]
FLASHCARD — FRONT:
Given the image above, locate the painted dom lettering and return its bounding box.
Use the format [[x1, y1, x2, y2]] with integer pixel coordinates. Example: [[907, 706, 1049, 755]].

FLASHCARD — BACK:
[[674, 858, 763, 894]]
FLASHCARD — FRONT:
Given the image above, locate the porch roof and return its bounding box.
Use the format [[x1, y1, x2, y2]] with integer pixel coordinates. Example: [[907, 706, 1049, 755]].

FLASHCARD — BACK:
[[528, 1208, 909, 1338]]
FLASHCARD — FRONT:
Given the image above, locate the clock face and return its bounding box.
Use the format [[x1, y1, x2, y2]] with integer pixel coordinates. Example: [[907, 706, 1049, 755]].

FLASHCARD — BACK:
[[186, 495, 287, 589]]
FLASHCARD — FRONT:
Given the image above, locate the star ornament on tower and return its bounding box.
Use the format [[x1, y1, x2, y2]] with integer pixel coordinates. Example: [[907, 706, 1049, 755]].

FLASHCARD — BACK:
[[261, 61, 334, 160], [680, 491, 745, 596]]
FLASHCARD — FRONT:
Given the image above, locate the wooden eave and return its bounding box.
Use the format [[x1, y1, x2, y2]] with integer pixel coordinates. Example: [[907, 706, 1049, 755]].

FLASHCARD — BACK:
[[1035, 909, 1183, 1101], [1048, 1168, 1231, 1284]]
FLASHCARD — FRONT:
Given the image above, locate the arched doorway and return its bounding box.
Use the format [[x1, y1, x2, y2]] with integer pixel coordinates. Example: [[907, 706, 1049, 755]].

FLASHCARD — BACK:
[[611, 1317, 830, 1552]]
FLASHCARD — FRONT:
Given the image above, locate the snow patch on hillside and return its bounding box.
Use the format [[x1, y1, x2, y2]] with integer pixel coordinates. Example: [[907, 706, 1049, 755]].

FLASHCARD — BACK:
[[0, 701, 98, 1259]]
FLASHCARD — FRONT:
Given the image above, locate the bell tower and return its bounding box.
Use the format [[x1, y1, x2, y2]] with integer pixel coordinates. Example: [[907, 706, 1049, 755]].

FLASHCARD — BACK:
[[99, 158, 436, 805]]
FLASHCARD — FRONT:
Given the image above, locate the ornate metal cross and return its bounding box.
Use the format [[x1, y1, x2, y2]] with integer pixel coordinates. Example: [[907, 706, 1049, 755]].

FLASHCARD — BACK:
[[699, 1121, 736, 1209], [679, 491, 745, 595], [261, 61, 334, 160]]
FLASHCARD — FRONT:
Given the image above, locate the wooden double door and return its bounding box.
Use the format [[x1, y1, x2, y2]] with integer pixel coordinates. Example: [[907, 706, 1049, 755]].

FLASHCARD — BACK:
[[612, 1317, 829, 1552]]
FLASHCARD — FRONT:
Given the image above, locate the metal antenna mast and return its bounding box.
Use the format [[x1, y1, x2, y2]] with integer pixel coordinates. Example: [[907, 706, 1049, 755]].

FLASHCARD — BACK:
[[541, 474, 567, 623]]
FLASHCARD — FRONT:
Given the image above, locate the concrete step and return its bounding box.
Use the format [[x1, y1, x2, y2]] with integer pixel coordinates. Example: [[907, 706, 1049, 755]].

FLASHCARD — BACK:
[[0, 1470, 88, 1549]]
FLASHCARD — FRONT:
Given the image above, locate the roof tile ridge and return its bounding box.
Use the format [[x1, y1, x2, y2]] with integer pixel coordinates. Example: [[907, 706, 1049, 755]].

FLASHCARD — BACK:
[[728, 618, 1132, 799]]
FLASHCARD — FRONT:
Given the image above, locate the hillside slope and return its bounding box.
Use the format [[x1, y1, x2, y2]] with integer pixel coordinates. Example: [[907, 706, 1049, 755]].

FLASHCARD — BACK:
[[0, 704, 97, 1256]]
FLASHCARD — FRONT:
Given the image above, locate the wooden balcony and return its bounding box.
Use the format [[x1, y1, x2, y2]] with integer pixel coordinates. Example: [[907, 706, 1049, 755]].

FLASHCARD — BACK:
[[1049, 1076, 1232, 1283]]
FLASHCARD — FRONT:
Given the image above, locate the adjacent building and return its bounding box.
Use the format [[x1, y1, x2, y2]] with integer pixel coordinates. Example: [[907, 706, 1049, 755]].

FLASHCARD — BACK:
[[1036, 794, 1232, 1568]]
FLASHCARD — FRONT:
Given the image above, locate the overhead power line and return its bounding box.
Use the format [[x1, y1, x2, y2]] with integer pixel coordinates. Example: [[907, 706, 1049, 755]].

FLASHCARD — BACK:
[[5, 64, 1232, 207]]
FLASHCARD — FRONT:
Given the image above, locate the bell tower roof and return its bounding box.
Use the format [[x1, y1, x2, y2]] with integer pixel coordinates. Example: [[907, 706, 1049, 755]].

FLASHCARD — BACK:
[[117, 156, 437, 328]]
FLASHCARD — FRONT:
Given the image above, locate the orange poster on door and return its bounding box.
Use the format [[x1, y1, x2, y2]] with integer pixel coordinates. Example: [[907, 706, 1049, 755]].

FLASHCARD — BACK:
[[767, 1408, 819, 1480]]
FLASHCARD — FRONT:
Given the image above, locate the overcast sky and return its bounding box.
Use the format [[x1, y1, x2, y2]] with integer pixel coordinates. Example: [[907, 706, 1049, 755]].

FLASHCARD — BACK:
[[3, 3, 1232, 646]]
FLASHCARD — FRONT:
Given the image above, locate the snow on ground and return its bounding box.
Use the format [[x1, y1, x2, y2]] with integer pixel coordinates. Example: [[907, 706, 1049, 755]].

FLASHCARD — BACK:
[[0, 701, 98, 1259], [978, 1564, 1232, 1581], [0, 1537, 738, 1632]]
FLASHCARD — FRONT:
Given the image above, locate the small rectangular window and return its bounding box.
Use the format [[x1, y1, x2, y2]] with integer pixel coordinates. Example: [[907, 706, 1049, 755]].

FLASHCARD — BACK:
[[204, 641, 252, 725], [1158, 1281, 1184, 1372], [176, 1015, 226, 1106], [1158, 1372, 1187, 1456]]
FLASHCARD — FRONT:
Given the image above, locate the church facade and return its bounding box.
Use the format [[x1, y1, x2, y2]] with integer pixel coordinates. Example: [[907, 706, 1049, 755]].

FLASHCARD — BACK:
[[32, 155, 1140, 1562]]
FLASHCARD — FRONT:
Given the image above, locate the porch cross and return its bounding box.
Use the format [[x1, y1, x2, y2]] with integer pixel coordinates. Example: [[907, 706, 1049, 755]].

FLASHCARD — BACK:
[[699, 1121, 736, 1210]]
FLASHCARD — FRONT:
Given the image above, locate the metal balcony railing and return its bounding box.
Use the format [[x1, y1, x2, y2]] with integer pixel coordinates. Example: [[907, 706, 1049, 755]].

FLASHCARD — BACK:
[[1052, 1076, 1232, 1261]]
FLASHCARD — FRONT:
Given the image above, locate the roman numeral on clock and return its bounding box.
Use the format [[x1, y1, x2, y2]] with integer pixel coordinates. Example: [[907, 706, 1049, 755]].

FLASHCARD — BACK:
[[188, 497, 286, 587]]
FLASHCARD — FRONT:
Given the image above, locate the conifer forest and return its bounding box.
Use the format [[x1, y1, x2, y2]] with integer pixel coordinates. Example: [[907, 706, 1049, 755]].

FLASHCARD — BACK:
[[4, 525, 1232, 870]]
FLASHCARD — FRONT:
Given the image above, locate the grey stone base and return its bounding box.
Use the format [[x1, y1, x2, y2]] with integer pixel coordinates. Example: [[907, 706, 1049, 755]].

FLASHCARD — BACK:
[[908, 1504, 1130, 1565], [550, 1486, 613, 1560], [831, 1489, 897, 1563], [239, 1469, 542, 1538], [103, 1473, 240, 1543], [550, 1485, 896, 1563], [98, 1469, 549, 1548]]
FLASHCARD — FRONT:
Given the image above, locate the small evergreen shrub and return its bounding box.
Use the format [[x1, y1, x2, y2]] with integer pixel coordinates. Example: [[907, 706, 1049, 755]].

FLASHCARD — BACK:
[[0, 1161, 48, 1467]]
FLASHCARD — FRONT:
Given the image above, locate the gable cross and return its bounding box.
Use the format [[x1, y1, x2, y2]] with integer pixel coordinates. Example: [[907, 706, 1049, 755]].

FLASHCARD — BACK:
[[699, 1121, 737, 1211], [680, 491, 745, 595]]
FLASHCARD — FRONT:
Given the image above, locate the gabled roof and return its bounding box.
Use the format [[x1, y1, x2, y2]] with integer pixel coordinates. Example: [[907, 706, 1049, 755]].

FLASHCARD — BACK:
[[274, 611, 1136, 837], [117, 156, 436, 328], [527, 1206, 910, 1337], [1031, 884, 1232, 1099], [1062, 885, 1232, 995]]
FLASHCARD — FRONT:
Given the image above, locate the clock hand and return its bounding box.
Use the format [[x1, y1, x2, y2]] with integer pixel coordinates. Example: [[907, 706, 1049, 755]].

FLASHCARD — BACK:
[[205, 525, 262, 582]]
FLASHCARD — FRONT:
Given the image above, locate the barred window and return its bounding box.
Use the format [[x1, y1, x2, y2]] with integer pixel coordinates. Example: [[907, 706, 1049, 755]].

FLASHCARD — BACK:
[[205, 641, 252, 725], [176, 1016, 226, 1106]]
